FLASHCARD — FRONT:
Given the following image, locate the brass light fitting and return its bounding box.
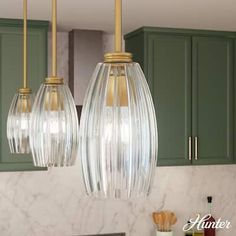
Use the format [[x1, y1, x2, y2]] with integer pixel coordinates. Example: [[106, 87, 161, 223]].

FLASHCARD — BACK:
[[45, 0, 63, 85], [106, 74, 128, 106], [18, 0, 31, 95], [104, 0, 132, 63]]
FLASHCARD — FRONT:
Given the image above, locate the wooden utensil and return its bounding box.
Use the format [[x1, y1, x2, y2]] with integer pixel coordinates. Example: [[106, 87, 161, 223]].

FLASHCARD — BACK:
[[152, 212, 158, 225], [152, 212, 161, 231], [153, 211, 177, 232], [159, 211, 177, 231], [158, 212, 164, 231], [161, 211, 167, 231], [152, 212, 163, 231], [170, 212, 177, 225]]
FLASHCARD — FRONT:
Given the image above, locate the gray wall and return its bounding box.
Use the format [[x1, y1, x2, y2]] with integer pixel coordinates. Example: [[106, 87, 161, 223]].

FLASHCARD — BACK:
[[69, 30, 103, 105]]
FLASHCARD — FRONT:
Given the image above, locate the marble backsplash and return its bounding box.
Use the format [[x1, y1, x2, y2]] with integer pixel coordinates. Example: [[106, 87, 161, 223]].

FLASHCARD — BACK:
[[0, 164, 235, 236], [0, 32, 235, 236]]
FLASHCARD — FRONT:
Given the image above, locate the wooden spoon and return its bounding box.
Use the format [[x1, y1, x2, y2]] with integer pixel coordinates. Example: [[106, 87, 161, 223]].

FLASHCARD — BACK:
[[158, 212, 164, 231], [152, 212, 162, 231], [153, 211, 177, 232], [160, 211, 177, 231], [152, 212, 158, 225], [165, 211, 171, 231], [170, 212, 177, 225]]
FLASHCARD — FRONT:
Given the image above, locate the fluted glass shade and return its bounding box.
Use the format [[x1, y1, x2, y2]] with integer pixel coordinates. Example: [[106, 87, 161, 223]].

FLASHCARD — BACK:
[[29, 81, 79, 167], [79, 62, 158, 199], [7, 93, 33, 153]]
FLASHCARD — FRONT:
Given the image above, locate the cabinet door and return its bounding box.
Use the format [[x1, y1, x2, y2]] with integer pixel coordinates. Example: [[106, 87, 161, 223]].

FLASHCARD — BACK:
[[147, 34, 192, 166], [0, 22, 48, 171], [192, 37, 233, 165]]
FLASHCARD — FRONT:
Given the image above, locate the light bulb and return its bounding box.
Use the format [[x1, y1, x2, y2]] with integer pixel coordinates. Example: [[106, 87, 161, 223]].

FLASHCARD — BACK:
[[42, 111, 65, 134], [16, 113, 29, 130], [104, 107, 129, 143]]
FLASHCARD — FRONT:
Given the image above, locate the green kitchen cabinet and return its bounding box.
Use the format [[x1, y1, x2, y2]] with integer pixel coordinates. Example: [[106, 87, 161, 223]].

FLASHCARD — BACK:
[[125, 27, 236, 166], [147, 34, 192, 166], [192, 36, 234, 165], [0, 19, 49, 171]]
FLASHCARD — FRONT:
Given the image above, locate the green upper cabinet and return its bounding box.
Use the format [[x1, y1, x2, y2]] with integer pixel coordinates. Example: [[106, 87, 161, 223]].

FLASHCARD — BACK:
[[0, 19, 48, 171], [147, 34, 192, 166], [192, 36, 234, 165], [125, 27, 236, 166]]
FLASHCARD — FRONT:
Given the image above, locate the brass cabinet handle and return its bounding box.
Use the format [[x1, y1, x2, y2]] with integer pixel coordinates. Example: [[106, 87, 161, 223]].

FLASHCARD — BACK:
[[188, 137, 192, 160], [194, 137, 198, 160]]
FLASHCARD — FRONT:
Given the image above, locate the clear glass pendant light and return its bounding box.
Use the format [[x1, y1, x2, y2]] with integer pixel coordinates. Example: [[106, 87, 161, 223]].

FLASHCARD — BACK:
[[7, 0, 33, 154], [29, 0, 79, 167], [79, 0, 158, 198]]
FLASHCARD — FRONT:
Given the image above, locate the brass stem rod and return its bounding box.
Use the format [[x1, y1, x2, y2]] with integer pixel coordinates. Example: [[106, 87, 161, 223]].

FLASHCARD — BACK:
[[23, 0, 27, 88], [52, 0, 57, 77], [115, 0, 122, 52]]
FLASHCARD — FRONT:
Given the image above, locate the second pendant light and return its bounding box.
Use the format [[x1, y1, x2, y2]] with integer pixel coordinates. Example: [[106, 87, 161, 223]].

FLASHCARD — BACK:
[[29, 0, 79, 167]]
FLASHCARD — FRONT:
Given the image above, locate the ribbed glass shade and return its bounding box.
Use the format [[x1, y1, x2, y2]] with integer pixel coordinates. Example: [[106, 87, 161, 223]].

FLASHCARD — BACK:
[[7, 93, 33, 154], [79, 62, 158, 199], [29, 82, 79, 167]]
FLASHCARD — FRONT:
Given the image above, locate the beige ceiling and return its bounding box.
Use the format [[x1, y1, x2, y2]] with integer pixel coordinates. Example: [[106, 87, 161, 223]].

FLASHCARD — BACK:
[[1, 0, 236, 33]]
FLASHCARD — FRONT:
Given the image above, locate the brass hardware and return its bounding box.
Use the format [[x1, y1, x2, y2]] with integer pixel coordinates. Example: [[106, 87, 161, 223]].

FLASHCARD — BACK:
[[44, 0, 64, 85], [18, 87, 32, 94], [10, 1, 31, 120], [104, 0, 133, 63], [44, 77, 63, 85], [104, 52, 132, 63], [115, 0, 122, 52], [188, 137, 192, 160], [17, 94, 32, 113], [43, 0, 64, 113], [44, 88, 63, 111], [16, 0, 31, 123], [52, 0, 57, 77], [195, 137, 198, 160], [106, 74, 128, 106], [23, 0, 27, 89]]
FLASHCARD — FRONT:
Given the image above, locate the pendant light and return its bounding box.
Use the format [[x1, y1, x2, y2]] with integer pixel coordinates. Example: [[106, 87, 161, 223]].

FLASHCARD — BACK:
[[29, 0, 79, 167], [79, 0, 158, 198], [7, 0, 33, 154]]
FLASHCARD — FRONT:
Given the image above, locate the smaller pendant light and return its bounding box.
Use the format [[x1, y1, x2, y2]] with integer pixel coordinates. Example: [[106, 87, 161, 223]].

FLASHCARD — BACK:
[[7, 0, 33, 154], [29, 0, 79, 167], [79, 0, 158, 198]]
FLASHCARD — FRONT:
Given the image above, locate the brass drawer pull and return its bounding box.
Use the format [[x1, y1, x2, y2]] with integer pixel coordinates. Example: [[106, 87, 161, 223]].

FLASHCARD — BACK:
[[188, 137, 192, 160], [195, 137, 198, 160]]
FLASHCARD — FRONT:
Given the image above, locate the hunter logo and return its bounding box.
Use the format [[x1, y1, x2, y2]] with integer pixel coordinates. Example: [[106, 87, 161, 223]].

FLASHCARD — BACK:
[[183, 214, 231, 231]]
